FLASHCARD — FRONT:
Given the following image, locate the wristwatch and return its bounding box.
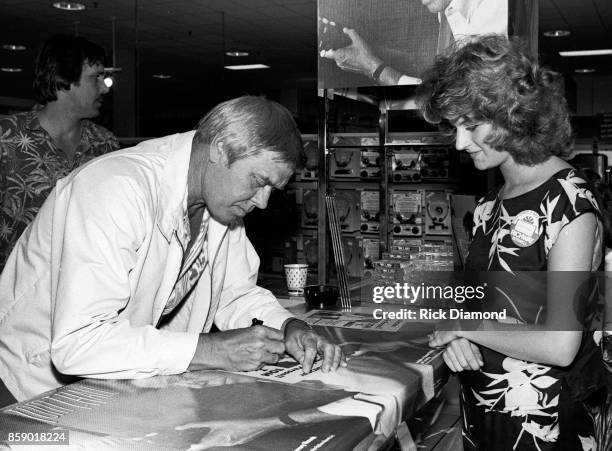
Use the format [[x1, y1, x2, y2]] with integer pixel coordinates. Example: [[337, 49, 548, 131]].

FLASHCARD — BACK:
[[371, 63, 387, 82]]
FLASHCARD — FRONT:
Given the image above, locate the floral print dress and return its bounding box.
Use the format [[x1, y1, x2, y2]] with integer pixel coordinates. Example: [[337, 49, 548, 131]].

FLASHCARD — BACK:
[[462, 168, 603, 450]]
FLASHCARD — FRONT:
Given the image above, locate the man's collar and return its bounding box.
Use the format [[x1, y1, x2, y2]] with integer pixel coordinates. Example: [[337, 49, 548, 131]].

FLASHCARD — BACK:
[[156, 131, 197, 241], [23, 108, 42, 132]]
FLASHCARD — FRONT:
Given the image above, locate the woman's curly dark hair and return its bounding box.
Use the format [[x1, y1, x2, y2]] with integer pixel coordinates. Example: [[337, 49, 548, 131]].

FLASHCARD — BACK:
[[416, 34, 572, 166]]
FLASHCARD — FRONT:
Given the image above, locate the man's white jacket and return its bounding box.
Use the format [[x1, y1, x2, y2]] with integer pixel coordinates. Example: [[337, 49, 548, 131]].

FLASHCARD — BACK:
[[0, 131, 293, 400]]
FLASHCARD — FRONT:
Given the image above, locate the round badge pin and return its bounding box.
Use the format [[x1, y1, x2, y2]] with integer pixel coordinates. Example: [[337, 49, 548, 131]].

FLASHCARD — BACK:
[[510, 210, 540, 247]]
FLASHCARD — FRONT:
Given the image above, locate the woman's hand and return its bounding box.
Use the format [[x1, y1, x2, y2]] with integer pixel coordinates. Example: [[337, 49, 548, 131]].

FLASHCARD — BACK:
[[440, 338, 484, 372], [428, 320, 483, 372], [428, 319, 464, 347]]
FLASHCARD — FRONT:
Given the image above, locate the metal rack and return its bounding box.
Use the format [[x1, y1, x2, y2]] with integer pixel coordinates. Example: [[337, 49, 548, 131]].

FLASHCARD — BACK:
[[316, 87, 462, 286], [316, 88, 394, 285]]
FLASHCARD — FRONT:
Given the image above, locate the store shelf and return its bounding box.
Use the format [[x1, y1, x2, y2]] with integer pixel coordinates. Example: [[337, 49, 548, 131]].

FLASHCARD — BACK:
[[313, 89, 456, 284]]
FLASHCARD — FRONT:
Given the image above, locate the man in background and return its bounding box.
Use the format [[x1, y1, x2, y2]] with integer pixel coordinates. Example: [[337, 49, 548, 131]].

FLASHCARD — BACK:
[[0, 34, 119, 269]]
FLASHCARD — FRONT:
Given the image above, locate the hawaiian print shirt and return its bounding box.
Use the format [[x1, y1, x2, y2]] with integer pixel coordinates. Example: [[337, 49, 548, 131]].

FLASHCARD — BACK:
[[0, 109, 119, 269]]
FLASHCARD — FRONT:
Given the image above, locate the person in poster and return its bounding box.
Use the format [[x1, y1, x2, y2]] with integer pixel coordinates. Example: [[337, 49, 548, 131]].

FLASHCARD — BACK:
[[318, 0, 507, 88]]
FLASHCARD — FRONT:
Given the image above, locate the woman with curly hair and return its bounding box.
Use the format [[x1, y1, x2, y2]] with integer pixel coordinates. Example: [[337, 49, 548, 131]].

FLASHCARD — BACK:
[[419, 35, 607, 450]]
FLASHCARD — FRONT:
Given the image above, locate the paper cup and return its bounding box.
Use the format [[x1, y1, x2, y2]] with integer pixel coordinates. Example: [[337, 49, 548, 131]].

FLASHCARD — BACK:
[[284, 264, 309, 296]]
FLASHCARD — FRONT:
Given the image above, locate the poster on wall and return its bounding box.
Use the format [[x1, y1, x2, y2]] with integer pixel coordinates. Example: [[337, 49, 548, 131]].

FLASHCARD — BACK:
[[318, 0, 509, 89]]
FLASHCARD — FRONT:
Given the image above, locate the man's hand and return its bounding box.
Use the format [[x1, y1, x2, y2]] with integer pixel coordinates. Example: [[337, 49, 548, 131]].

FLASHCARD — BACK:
[[284, 319, 345, 373], [320, 28, 383, 78], [190, 326, 285, 372]]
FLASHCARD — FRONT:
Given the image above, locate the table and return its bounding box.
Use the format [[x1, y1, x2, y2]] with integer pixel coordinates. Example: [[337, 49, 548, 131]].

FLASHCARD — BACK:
[[0, 303, 446, 451]]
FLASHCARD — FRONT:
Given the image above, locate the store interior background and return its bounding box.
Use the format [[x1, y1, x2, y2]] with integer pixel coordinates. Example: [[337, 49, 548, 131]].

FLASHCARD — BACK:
[[0, 0, 610, 136], [0, 0, 611, 290]]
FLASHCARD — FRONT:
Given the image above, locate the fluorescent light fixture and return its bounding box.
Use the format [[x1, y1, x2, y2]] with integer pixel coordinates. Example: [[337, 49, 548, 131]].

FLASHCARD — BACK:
[[225, 51, 249, 57], [53, 2, 85, 10], [1, 67, 22, 73], [104, 66, 123, 73], [543, 30, 570, 38], [559, 49, 612, 57], [224, 64, 270, 70], [574, 68, 595, 74], [152, 74, 172, 79], [2, 44, 26, 51]]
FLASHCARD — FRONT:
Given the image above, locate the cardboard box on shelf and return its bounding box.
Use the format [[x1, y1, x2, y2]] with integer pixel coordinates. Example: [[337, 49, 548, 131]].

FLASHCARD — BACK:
[[361, 236, 380, 278], [391, 148, 421, 183], [300, 136, 319, 180], [420, 147, 450, 180], [296, 229, 319, 271], [360, 149, 381, 179], [299, 188, 319, 228], [330, 148, 361, 179], [391, 190, 423, 236], [359, 189, 380, 234], [341, 234, 363, 277], [329, 133, 379, 147], [332, 189, 361, 232], [424, 191, 452, 236]]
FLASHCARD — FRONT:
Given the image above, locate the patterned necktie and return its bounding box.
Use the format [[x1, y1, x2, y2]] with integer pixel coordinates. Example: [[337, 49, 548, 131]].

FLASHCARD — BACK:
[[163, 211, 209, 316]]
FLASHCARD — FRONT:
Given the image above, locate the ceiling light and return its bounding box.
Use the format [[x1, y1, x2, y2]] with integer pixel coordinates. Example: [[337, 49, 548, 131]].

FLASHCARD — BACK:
[[559, 49, 612, 57], [104, 67, 123, 73], [224, 64, 270, 70], [152, 74, 172, 79], [106, 17, 123, 75], [574, 68, 595, 74], [1, 67, 22, 73], [53, 2, 86, 11], [2, 44, 26, 51], [543, 30, 570, 38], [225, 51, 249, 57]]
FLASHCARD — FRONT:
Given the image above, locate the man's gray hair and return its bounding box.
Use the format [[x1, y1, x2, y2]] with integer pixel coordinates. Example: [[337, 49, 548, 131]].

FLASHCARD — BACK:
[[194, 96, 304, 169]]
